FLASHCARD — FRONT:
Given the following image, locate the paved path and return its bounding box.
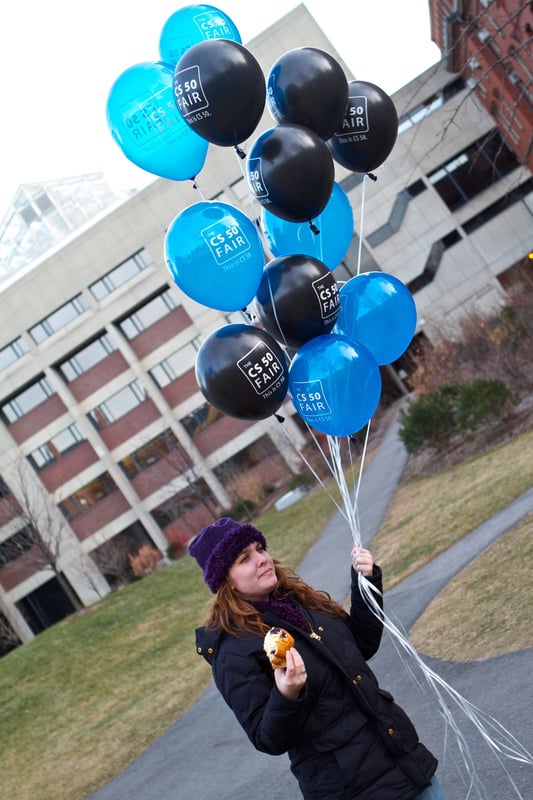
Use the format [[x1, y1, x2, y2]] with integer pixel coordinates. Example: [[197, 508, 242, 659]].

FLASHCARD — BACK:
[[88, 412, 533, 800]]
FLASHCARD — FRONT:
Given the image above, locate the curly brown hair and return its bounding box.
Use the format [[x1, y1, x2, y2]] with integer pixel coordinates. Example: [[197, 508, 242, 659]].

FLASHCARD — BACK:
[[204, 560, 347, 636]]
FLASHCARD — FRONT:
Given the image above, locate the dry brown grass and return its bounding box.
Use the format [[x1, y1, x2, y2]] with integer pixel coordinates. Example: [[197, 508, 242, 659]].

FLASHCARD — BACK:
[[410, 514, 533, 660], [371, 429, 533, 591]]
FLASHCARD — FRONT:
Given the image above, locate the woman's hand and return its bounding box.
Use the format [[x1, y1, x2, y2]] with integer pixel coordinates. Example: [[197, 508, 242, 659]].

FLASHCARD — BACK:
[[274, 647, 307, 700], [351, 545, 374, 577]]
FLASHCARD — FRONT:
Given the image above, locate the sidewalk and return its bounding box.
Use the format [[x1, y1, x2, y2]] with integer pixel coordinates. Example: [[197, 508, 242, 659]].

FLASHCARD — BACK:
[[88, 410, 532, 800]]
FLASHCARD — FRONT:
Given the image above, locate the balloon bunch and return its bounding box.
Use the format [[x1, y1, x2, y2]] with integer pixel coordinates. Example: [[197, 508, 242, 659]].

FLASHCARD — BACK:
[[105, 4, 408, 433]]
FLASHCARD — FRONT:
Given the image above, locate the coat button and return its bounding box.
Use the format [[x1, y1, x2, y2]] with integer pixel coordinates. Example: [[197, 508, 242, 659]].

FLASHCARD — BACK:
[[388, 728, 394, 735], [197, 647, 202, 653], [352, 678, 358, 685], [356, 674, 362, 680], [318, 626, 324, 632], [208, 647, 214, 654]]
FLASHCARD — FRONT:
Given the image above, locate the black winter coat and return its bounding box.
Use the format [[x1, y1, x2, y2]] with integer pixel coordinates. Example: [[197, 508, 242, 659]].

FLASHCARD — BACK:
[[196, 567, 437, 800]]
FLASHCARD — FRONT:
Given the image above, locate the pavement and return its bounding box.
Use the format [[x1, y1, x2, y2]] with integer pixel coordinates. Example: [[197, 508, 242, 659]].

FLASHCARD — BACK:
[[88, 410, 533, 800]]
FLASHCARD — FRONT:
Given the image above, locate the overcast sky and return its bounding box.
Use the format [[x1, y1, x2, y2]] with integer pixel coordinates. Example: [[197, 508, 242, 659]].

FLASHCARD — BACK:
[[0, 1, 440, 217]]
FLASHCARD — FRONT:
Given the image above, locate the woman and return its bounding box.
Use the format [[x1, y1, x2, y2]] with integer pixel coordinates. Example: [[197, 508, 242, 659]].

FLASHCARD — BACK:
[[190, 517, 447, 800]]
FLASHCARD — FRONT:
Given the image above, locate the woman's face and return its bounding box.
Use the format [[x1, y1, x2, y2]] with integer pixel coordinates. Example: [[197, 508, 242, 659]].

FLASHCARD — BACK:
[[227, 541, 277, 600]]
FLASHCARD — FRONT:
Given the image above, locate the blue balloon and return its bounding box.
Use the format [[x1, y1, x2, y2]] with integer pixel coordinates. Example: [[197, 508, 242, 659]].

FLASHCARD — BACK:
[[261, 182, 353, 270], [165, 201, 265, 311], [159, 4, 241, 67], [106, 62, 208, 181], [289, 334, 381, 436], [335, 272, 417, 365]]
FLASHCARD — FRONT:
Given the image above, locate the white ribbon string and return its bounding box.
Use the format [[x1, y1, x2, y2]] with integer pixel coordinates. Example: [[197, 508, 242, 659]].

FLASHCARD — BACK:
[[357, 573, 532, 797], [277, 421, 532, 797]]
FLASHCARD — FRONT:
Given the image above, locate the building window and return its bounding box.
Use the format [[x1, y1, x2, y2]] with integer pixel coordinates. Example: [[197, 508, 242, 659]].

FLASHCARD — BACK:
[[89, 249, 153, 300], [1, 377, 53, 424], [397, 77, 466, 135], [28, 293, 90, 344], [0, 336, 29, 372], [0, 526, 42, 567], [0, 477, 11, 499], [149, 338, 200, 388], [428, 130, 521, 211], [57, 333, 117, 381], [58, 473, 118, 520], [27, 423, 86, 470], [180, 403, 224, 438], [117, 288, 177, 340], [462, 178, 533, 235], [213, 436, 277, 480], [118, 429, 187, 479], [88, 380, 146, 429], [150, 479, 215, 528]]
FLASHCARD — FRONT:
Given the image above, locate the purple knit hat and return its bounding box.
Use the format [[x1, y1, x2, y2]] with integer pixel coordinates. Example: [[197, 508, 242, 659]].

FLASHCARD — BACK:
[[189, 517, 268, 593]]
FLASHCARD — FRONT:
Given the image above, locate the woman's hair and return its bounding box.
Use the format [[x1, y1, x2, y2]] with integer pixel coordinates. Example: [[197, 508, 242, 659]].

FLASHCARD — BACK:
[[204, 560, 347, 637]]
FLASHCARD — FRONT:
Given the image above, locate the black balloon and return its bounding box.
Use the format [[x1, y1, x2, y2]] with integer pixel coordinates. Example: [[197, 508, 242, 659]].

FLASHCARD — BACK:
[[255, 255, 340, 349], [173, 39, 266, 147], [195, 324, 289, 420], [267, 47, 348, 140], [247, 124, 335, 222], [327, 80, 398, 173]]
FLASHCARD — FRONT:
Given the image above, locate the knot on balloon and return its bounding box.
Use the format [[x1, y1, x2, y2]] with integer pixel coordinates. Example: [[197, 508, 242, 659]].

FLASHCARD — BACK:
[[367, 172, 378, 182], [309, 221, 320, 235], [234, 145, 246, 160], [274, 413, 285, 423]]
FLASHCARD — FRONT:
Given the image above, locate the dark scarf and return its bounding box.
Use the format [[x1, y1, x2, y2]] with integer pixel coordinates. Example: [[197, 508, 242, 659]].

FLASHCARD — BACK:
[[248, 596, 308, 632]]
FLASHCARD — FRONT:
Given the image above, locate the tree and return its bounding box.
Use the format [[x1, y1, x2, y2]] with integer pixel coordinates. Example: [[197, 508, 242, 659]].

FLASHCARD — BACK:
[[0, 458, 83, 611]]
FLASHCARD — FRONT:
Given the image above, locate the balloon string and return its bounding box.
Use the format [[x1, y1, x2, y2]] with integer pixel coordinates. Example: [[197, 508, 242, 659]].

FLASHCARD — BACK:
[[192, 180, 207, 201], [276, 420, 533, 792], [358, 576, 533, 796], [356, 175, 369, 276], [320, 436, 533, 793], [265, 274, 291, 352], [275, 423, 353, 521]]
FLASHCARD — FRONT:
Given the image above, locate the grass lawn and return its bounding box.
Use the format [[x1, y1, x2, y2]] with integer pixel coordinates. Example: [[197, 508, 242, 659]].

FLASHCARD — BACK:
[[1, 428, 532, 800]]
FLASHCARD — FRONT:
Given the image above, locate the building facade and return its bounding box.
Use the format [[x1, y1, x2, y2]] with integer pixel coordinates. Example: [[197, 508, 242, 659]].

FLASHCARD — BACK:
[[430, 0, 533, 171], [1, 4, 532, 647]]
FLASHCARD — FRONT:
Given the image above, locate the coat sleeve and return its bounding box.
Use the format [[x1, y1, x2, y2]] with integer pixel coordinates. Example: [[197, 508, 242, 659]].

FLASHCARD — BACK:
[[212, 644, 310, 755], [346, 564, 384, 660]]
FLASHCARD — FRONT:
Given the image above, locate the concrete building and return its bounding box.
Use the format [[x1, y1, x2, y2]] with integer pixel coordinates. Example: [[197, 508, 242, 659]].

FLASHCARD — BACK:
[[0, 3, 531, 647]]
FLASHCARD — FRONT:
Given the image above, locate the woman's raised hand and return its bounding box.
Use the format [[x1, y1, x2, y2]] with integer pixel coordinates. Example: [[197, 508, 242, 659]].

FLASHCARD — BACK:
[[351, 546, 374, 577], [274, 647, 307, 700]]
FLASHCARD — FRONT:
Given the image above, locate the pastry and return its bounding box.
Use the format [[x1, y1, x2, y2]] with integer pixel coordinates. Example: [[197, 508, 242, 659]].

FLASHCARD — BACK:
[[263, 626, 295, 669]]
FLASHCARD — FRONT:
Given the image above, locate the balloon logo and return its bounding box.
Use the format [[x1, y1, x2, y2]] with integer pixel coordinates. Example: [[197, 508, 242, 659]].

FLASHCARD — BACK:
[[328, 80, 398, 174], [267, 47, 348, 140], [173, 39, 266, 147], [261, 182, 354, 270], [106, 61, 209, 181], [289, 334, 382, 437], [335, 272, 417, 365], [159, 4, 241, 67], [247, 124, 335, 223], [196, 324, 289, 420], [165, 201, 265, 311], [255, 255, 340, 349]]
